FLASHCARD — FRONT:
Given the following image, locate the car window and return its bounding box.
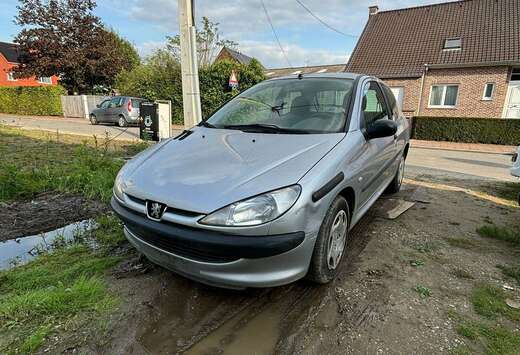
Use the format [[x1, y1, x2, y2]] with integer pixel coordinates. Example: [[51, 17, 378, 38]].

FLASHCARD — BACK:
[[361, 81, 390, 129], [109, 97, 122, 108], [206, 78, 354, 134], [99, 100, 111, 109], [381, 84, 399, 120]]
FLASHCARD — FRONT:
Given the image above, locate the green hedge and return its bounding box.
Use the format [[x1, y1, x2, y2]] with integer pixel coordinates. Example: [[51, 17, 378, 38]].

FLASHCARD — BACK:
[[412, 116, 520, 145], [0, 85, 66, 116]]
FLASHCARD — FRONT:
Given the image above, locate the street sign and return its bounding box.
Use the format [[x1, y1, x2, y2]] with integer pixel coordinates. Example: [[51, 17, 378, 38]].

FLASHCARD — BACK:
[[229, 70, 238, 89]]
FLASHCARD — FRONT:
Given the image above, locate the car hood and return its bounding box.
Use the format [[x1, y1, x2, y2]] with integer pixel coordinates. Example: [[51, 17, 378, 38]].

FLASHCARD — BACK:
[[124, 127, 344, 213]]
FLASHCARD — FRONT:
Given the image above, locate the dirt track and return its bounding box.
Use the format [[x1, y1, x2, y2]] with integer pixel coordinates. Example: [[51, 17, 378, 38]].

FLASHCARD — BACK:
[[96, 168, 518, 355]]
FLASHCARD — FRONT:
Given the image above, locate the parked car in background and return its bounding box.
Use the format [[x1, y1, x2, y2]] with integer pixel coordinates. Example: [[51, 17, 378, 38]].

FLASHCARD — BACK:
[[111, 73, 411, 289], [511, 146, 520, 205], [89, 96, 146, 127]]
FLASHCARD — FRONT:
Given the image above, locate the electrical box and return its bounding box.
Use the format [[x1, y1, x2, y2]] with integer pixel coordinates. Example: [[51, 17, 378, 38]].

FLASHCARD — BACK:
[[139, 101, 172, 141]]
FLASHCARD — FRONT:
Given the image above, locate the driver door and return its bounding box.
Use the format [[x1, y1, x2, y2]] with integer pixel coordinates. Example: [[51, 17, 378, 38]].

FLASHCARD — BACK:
[[358, 81, 396, 207]]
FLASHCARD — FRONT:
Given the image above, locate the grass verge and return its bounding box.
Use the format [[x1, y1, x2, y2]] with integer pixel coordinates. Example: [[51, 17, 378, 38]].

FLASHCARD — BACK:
[[476, 225, 520, 246], [0, 216, 126, 354]]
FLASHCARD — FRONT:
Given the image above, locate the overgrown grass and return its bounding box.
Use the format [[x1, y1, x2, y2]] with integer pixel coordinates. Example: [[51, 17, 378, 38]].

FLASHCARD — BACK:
[[413, 284, 431, 298], [477, 225, 520, 246], [0, 216, 125, 354], [0, 125, 148, 203], [444, 237, 477, 249], [471, 284, 520, 321]]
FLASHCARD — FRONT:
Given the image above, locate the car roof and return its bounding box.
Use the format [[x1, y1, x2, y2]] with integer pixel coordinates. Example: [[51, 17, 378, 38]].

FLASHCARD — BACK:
[[265, 72, 364, 82]]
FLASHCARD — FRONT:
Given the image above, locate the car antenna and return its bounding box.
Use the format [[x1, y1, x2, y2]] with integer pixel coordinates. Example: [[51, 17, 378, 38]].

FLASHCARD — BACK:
[[298, 73, 303, 80]]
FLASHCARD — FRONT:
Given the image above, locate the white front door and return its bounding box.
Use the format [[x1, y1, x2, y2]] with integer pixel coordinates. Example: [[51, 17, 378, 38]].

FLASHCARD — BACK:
[[504, 81, 520, 118], [389, 87, 404, 111]]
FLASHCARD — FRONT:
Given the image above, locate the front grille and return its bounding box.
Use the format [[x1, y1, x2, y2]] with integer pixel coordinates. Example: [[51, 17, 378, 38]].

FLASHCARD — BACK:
[[127, 226, 239, 264], [125, 193, 202, 218]]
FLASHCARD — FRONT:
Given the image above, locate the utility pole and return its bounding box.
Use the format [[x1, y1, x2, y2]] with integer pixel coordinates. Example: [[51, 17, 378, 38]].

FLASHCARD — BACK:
[[178, 0, 202, 127]]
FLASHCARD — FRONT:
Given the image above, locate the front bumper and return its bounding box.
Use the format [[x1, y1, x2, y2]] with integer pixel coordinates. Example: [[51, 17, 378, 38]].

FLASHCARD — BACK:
[[111, 197, 316, 288]]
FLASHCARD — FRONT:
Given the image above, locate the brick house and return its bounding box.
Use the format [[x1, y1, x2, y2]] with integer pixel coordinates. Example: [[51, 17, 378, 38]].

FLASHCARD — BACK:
[[0, 41, 58, 87], [346, 0, 520, 119]]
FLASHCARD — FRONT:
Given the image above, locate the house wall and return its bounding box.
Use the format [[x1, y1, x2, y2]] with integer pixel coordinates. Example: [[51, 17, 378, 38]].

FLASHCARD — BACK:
[[0, 53, 58, 87], [382, 77, 421, 116], [419, 66, 510, 118]]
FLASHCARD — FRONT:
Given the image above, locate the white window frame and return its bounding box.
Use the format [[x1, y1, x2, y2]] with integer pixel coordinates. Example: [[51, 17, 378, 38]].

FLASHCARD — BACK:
[[428, 84, 459, 108], [482, 82, 495, 101], [38, 76, 52, 84], [7, 72, 16, 81]]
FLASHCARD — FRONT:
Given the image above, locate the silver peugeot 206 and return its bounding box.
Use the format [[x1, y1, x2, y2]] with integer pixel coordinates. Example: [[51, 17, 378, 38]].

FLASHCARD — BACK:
[[111, 73, 410, 289]]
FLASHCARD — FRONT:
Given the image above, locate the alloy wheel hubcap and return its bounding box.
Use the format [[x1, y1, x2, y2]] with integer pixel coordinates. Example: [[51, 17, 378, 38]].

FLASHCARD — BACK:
[[327, 210, 348, 270], [119, 117, 125, 126]]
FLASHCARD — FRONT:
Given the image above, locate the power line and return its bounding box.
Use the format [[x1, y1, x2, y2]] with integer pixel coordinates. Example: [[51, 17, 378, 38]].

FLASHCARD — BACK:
[[260, 0, 293, 68], [294, 0, 358, 38]]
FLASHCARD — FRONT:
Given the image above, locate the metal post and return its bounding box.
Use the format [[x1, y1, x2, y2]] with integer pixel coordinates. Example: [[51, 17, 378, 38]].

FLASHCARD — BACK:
[[178, 0, 202, 127]]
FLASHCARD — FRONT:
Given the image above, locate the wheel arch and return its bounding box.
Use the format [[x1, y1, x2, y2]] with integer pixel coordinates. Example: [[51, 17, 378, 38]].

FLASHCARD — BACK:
[[337, 186, 355, 220]]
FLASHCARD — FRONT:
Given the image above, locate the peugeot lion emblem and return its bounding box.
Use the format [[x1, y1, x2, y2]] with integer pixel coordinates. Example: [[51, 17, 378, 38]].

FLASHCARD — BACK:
[[146, 201, 166, 221]]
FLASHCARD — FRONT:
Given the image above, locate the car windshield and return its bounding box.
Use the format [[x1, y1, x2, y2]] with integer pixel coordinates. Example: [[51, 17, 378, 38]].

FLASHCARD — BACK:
[[206, 78, 354, 134]]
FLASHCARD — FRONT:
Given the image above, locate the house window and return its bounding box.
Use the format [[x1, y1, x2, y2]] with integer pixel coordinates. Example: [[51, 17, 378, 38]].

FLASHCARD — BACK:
[[512, 68, 520, 81], [429, 85, 459, 108], [38, 76, 52, 84], [482, 83, 495, 100], [7, 72, 16, 81], [443, 37, 461, 50]]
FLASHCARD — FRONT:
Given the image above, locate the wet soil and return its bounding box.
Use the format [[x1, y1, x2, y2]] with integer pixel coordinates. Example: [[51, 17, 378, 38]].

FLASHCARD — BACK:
[[0, 192, 106, 241], [98, 171, 519, 355]]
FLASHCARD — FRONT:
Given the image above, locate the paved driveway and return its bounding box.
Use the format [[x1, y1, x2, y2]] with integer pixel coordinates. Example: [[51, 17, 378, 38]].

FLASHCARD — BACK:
[[0, 115, 183, 141]]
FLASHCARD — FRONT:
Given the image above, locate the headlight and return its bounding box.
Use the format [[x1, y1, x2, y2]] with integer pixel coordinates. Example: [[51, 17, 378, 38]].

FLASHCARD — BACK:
[[113, 170, 126, 201], [200, 185, 301, 226]]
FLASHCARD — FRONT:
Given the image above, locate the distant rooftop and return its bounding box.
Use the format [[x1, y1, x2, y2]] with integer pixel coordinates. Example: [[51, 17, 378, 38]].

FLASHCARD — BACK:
[[264, 64, 346, 78], [0, 42, 20, 63]]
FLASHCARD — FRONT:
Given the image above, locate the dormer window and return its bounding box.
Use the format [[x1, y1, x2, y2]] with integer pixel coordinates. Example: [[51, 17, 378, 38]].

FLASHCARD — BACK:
[[444, 37, 461, 50]]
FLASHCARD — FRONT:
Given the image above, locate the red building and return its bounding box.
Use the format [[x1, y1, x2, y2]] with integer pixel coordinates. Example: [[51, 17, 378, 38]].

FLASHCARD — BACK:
[[0, 41, 58, 87]]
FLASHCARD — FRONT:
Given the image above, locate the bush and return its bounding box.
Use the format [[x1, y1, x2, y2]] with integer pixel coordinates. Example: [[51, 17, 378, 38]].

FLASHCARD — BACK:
[[115, 50, 265, 124], [412, 116, 520, 145], [0, 85, 66, 116]]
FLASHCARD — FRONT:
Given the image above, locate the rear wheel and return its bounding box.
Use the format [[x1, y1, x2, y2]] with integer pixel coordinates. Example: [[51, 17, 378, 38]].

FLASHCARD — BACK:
[[386, 155, 405, 193], [307, 196, 350, 284], [89, 114, 98, 125], [118, 115, 127, 127]]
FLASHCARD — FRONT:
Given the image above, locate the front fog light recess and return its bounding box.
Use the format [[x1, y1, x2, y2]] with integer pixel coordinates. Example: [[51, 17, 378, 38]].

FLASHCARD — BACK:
[[200, 185, 301, 226]]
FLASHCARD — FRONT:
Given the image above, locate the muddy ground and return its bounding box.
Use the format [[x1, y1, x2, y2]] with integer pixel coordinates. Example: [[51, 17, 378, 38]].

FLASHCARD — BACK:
[[7, 170, 517, 354], [0, 192, 106, 241], [72, 170, 516, 355]]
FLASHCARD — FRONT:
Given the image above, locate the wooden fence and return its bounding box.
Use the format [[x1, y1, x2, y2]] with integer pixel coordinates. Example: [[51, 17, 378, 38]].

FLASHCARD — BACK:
[[61, 95, 108, 118]]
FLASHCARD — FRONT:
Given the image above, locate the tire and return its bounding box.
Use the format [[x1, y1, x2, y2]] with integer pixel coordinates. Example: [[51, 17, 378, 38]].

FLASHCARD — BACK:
[[89, 114, 98, 125], [118, 115, 127, 127], [386, 155, 405, 194], [307, 196, 350, 284]]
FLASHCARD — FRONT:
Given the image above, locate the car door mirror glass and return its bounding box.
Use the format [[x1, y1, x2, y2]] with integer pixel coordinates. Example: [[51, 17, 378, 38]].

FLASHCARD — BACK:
[[366, 119, 397, 139]]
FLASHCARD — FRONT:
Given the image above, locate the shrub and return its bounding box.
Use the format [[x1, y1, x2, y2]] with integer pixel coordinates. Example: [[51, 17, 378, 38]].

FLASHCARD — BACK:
[[412, 116, 520, 145], [0, 85, 66, 116]]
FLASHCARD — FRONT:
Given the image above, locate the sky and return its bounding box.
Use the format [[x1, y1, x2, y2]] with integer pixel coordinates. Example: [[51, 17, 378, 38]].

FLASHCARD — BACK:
[[0, 0, 453, 69]]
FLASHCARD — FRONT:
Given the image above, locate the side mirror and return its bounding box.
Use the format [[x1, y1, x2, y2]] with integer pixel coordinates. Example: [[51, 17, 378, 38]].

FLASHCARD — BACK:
[[96, 104, 100, 108], [365, 120, 397, 139]]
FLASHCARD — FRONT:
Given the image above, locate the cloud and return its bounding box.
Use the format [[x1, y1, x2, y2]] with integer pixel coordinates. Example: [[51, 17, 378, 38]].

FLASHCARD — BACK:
[[136, 40, 167, 57], [240, 40, 348, 68]]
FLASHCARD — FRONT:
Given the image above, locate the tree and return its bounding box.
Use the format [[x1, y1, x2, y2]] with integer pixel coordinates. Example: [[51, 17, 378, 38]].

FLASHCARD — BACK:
[[166, 17, 238, 68], [14, 0, 139, 93]]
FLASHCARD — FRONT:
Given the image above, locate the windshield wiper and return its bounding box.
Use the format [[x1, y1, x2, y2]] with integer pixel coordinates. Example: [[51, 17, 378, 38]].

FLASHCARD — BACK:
[[223, 123, 310, 134], [239, 97, 285, 116], [198, 120, 215, 128]]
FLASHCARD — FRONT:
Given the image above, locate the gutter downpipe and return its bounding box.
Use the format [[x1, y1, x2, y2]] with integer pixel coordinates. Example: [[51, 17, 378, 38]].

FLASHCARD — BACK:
[[417, 63, 429, 116]]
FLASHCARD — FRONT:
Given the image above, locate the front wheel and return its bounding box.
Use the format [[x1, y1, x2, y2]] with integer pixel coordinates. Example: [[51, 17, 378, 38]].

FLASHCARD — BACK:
[[386, 155, 405, 193], [89, 114, 98, 125], [118, 115, 127, 127], [307, 196, 350, 284]]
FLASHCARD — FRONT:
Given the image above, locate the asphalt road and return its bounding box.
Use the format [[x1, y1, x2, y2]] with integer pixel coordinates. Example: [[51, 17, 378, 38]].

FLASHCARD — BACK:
[[0, 114, 515, 182], [0, 115, 183, 141]]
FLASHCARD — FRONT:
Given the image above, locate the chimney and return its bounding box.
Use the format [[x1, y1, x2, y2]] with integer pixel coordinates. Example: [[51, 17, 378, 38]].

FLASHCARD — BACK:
[[369, 5, 379, 16]]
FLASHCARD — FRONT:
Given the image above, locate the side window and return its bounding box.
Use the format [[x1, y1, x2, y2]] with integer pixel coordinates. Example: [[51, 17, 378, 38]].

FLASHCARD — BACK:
[[381, 84, 399, 120], [361, 81, 390, 129], [110, 97, 122, 108], [100, 100, 111, 109]]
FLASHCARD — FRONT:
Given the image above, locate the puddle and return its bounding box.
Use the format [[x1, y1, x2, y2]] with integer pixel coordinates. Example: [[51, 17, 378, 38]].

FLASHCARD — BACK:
[[0, 219, 96, 270]]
